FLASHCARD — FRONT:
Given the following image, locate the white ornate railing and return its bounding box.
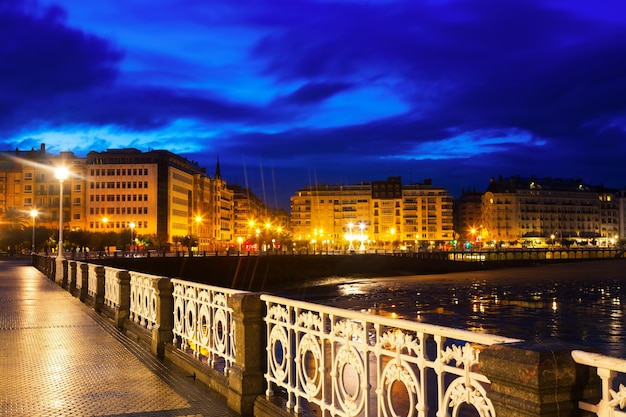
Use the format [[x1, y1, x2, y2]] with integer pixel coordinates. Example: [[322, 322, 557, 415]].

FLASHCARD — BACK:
[[171, 279, 243, 375], [103, 267, 124, 309], [129, 271, 159, 329], [572, 350, 626, 416], [261, 294, 520, 417], [87, 264, 99, 298]]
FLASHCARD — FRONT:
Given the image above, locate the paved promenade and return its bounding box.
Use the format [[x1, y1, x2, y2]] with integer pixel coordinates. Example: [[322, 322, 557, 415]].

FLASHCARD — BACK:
[[0, 258, 239, 417]]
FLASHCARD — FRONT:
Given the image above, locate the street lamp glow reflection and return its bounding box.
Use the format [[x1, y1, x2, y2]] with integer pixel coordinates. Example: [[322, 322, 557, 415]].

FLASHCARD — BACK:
[[30, 209, 38, 253]]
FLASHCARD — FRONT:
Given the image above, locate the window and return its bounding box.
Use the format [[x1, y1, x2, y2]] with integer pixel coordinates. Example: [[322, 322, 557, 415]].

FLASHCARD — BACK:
[[24, 198, 32, 206], [24, 185, 32, 193], [24, 172, 33, 180], [73, 213, 81, 220], [73, 198, 81, 206]]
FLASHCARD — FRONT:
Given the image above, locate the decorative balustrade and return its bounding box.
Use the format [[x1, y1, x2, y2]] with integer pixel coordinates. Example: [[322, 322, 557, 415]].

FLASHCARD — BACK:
[[261, 294, 520, 417], [171, 279, 243, 375], [87, 263, 99, 298], [76, 262, 84, 290], [104, 267, 125, 309], [572, 350, 626, 417], [129, 271, 159, 329], [30, 255, 625, 417]]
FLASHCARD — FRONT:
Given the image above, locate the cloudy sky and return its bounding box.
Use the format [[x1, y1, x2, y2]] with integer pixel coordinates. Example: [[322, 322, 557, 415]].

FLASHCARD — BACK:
[[2, 0, 626, 209]]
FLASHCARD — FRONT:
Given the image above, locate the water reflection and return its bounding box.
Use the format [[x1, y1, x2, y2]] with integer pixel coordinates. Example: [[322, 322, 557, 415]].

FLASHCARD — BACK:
[[281, 260, 626, 358]]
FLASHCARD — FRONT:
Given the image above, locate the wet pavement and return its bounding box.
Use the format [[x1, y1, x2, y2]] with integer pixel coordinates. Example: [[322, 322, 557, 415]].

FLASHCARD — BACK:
[[0, 257, 239, 417]]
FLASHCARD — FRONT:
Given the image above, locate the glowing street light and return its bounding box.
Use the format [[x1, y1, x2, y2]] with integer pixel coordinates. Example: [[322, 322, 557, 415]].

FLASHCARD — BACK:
[[30, 209, 38, 253], [129, 221, 136, 253], [195, 215, 202, 251], [347, 222, 354, 250], [359, 222, 366, 251]]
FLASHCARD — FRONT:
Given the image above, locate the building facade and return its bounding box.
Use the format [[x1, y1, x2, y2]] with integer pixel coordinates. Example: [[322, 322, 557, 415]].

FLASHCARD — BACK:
[[0, 144, 87, 235], [0, 145, 236, 252], [290, 177, 454, 250], [476, 176, 621, 247]]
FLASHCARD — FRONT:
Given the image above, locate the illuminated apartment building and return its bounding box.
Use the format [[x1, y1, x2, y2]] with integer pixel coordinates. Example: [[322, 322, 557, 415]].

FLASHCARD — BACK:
[[198, 160, 234, 251], [481, 176, 619, 246], [86, 148, 234, 249], [0, 144, 87, 233], [229, 184, 274, 246], [1, 145, 240, 251], [453, 189, 482, 241], [291, 182, 372, 249], [401, 179, 455, 248], [290, 177, 453, 250]]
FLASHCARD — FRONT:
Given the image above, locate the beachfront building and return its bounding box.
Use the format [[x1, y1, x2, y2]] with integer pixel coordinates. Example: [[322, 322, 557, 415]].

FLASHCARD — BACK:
[[229, 184, 289, 251], [0, 144, 238, 252], [0, 144, 87, 235], [479, 175, 619, 247], [290, 177, 454, 251], [290, 182, 372, 250]]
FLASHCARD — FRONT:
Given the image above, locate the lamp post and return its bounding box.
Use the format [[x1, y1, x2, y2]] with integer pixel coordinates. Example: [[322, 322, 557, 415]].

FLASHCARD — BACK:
[[129, 222, 135, 254], [359, 222, 366, 251], [195, 216, 202, 252], [30, 209, 38, 253], [55, 167, 69, 256], [55, 167, 69, 284]]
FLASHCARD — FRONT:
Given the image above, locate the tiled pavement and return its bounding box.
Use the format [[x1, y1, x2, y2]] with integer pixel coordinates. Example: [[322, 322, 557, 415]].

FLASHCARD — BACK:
[[0, 258, 239, 417]]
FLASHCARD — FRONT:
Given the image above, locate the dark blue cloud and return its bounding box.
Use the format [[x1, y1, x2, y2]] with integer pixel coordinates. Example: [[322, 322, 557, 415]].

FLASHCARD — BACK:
[[1, 0, 626, 209]]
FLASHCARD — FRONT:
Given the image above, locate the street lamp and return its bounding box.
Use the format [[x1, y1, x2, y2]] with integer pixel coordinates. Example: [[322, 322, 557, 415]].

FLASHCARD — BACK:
[[30, 209, 38, 253], [55, 167, 69, 257], [55, 166, 69, 284], [129, 221, 135, 253], [195, 216, 202, 252]]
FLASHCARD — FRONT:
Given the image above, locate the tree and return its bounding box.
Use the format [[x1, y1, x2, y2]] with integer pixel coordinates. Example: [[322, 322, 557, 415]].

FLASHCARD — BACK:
[[0, 208, 30, 254]]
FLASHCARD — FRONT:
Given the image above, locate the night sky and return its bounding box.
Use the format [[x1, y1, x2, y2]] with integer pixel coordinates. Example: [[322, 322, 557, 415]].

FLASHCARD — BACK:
[[2, 0, 626, 209]]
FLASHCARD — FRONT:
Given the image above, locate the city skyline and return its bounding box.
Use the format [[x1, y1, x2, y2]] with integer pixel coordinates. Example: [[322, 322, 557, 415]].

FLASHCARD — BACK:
[[1, 0, 626, 209]]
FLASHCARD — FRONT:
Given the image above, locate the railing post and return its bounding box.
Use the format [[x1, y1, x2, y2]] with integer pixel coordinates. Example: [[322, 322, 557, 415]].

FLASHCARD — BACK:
[[227, 293, 265, 416], [79, 263, 89, 301], [69, 261, 77, 293], [93, 266, 105, 312], [480, 340, 599, 417], [115, 270, 131, 329], [151, 278, 173, 359], [55, 257, 66, 285]]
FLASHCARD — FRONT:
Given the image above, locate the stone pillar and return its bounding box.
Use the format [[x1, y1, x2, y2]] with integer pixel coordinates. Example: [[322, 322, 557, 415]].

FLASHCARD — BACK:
[[69, 261, 77, 294], [62, 259, 69, 288], [480, 341, 600, 417], [115, 270, 131, 329], [151, 278, 174, 359], [227, 293, 265, 416], [93, 266, 105, 312], [79, 263, 89, 301], [48, 256, 55, 280], [54, 256, 63, 287]]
